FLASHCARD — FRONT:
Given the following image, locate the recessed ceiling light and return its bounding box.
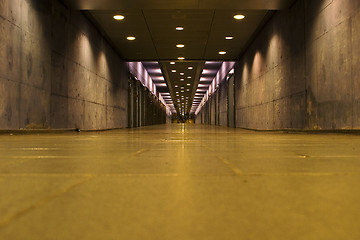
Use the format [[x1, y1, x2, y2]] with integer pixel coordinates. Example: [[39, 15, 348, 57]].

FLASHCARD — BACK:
[[225, 36, 234, 40], [113, 15, 125, 20], [181, 86, 184, 89], [219, 51, 227, 55], [187, 83, 191, 86], [180, 73, 184, 75], [180, 79, 184, 81], [234, 14, 245, 20], [176, 26, 184, 31], [187, 89, 190, 91], [178, 57, 185, 60], [175, 85, 178, 87], [181, 90, 184, 92], [176, 44, 185, 48], [187, 76, 191, 79], [127, 36, 136, 41], [176, 92, 179, 94], [172, 70, 176, 73], [170, 62, 175, 65], [188, 67, 193, 70]]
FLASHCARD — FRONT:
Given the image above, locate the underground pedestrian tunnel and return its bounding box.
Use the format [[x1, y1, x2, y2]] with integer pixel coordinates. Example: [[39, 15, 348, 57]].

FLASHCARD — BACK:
[[1, 0, 360, 239]]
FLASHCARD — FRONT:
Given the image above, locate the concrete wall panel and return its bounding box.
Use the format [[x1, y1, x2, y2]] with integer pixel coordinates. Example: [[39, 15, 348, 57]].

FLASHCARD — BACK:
[[232, 0, 358, 130], [0, 78, 20, 128], [0, 0, 129, 130]]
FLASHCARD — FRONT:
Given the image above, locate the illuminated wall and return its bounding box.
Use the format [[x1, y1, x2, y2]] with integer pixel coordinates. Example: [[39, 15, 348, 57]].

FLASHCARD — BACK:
[[0, 0, 128, 130], [235, 0, 360, 130]]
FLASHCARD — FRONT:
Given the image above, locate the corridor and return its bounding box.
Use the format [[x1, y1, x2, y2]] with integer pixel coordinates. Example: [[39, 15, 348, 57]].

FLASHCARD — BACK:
[[0, 125, 359, 239]]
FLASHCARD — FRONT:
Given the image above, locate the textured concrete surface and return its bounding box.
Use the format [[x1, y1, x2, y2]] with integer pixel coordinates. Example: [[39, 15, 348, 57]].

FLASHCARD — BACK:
[[0, 0, 128, 130], [218, 80, 228, 127], [0, 124, 360, 240], [235, 0, 306, 130], [232, 0, 360, 130]]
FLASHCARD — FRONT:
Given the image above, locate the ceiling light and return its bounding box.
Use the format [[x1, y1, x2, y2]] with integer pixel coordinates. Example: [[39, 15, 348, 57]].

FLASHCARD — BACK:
[[176, 92, 179, 94], [172, 70, 176, 73], [225, 36, 234, 40], [187, 76, 191, 79], [113, 15, 125, 20], [234, 14, 245, 20], [180, 73, 184, 75], [187, 83, 191, 86], [176, 26, 184, 31], [127, 36, 136, 41], [181, 90, 184, 92], [175, 85, 178, 87], [187, 89, 190, 91], [180, 79, 184, 81], [170, 62, 175, 65], [188, 67, 193, 70], [176, 44, 185, 48], [219, 51, 227, 55], [181, 86, 184, 89], [178, 57, 185, 60]]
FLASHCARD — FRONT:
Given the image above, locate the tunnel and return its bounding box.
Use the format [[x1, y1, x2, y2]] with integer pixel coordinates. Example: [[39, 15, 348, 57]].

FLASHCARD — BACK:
[[1, 0, 360, 239]]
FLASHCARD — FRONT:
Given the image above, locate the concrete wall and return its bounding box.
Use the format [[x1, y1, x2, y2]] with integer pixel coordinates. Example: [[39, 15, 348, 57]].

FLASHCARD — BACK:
[[0, 0, 128, 130], [305, 0, 360, 129], [218, 81, 228, 127], [235, 0, 306, 130], [235, 0, 360, 130]]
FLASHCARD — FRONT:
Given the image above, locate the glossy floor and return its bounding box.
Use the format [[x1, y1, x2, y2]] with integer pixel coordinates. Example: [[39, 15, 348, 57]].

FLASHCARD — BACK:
[[0, 124, 360, 239]]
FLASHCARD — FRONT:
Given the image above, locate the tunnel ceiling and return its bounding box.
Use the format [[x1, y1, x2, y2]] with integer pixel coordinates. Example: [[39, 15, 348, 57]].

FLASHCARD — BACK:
[[62, 0, 295, 115]]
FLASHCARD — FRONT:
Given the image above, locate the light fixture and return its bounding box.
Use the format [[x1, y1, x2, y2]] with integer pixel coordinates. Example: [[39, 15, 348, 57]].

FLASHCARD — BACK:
[[176, 26, 184, 31], [178, 57, 185, 60], [113, 15, 125, 20], [172, 70, 176, 73], [225, 36, 234, 40], [187, 76, 191, 79], [219, 51, 227, 55], [127, 36, 136, 41], [180, 79, 184, 81], [176, 44, 185, 48], [187, 83, 191, 86], [175, 85, 178, 87], [188, 67, 193, 70], [234, 14, 245, 20], [170, 62, 175, 65]]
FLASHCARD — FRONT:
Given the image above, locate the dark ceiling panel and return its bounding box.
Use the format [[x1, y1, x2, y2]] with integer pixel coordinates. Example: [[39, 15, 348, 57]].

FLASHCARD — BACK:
[[143, 10, 214, 60], [62, 0, 295, 10], [90, 10, 158, 60], [204, 10, 269, 60]]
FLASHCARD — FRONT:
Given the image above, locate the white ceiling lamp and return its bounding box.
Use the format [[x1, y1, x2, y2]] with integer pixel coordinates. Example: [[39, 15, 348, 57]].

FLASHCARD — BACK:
[[234, 14, 245, 20], [219, 51, 227, 55], [176, 26, 184, 31], [113, 15, 125, 20], [127, 36, 136, 41], [176, 44, 185, 48]]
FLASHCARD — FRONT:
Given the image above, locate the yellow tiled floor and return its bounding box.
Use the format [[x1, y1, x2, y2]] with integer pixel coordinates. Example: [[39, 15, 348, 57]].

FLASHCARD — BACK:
[[0, 124, 360, 239]]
